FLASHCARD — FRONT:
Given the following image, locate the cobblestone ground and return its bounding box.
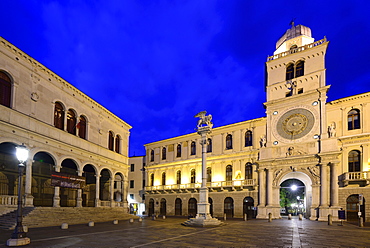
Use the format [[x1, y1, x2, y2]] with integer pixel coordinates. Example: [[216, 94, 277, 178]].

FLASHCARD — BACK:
[[1, 217, 370, 247]]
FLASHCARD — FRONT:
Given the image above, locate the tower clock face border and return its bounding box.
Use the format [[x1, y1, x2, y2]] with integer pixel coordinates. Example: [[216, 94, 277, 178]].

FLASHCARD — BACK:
[[272, 105, 318, 143]]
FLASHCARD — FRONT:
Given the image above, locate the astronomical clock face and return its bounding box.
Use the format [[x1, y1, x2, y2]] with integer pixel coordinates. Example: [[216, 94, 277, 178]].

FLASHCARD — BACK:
[[273, 107, 316, 142]]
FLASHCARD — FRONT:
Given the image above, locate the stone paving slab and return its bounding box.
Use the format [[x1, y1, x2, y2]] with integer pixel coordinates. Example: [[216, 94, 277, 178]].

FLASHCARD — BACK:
[[0, 217, 369, 247]]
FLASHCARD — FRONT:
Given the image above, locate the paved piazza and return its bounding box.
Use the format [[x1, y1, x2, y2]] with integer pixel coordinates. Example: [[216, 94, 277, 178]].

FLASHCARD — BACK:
[[0, 217, 370, 247]]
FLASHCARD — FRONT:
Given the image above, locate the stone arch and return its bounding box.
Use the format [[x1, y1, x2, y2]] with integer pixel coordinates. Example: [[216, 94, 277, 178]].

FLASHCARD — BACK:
[[82, 164, 97, 207], [278, 171, 313, 219], [99, 168, 112, 202], [32, 151, 56, 206], [113, 172, 124, 203]]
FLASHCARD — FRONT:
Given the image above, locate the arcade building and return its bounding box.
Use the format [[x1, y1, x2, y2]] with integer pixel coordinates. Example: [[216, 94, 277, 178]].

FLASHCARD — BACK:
[[144, 24, 370, 222], [0, 37, 131, 210]]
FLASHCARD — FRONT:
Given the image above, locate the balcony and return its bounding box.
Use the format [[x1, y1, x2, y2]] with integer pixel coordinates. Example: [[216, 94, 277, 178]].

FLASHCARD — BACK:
[[339, 172, 370, 186], [144, 179, 256, 193]]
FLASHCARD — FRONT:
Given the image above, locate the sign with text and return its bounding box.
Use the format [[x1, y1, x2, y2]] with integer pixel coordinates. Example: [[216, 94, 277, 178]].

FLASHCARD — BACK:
[[51, 172, 86, 189]]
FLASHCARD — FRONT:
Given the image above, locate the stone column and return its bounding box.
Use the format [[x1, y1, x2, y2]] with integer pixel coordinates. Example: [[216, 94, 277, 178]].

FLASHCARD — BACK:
[[330, 163, 339, 207], [24, 158, 34, 207], [53, 165, 61, 207], [95, 175, 100, 207], [110, 178, 115, 207], [122, 177, 128, 209], [76, 170, 83, 207], [320, 163, 328, 207], [258, 169, 266, 206]]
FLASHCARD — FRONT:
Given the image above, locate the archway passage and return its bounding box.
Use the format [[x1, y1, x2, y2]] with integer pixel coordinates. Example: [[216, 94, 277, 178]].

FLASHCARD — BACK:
[[32, 152, 55, 206], [148, 198, 155, 216], [188, 198, 197, 217], [160, 198, 166, 216], [280, 179, 305, 216], [208, 197, 213, 217], [82, 164, 96, 207], [346, 194, 365, 222], [224, 197, 234, 218], [60, 159, 78, 207], [175, 198, 182, 216], [243, 197, 256, 219]]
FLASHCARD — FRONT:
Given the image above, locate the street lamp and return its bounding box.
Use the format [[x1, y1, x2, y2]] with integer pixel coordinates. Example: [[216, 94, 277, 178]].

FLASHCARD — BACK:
[[7, 144, 30, 246]]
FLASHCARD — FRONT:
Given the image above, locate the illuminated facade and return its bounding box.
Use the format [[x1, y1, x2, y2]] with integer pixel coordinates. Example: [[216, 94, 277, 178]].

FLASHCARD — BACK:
[[0, 37, 131, 209], [127, 156, 146, 215], [144, 24, 370, 222]]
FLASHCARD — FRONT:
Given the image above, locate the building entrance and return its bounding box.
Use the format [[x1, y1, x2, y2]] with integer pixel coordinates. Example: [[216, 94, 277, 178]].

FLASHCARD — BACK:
[[346, 194, 365, 222], [278, 172, 312, 219]]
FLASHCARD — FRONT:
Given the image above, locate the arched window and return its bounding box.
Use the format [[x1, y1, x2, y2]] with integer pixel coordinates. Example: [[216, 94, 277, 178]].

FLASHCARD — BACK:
[[150, 150, 154, 162], [348, 109, 360, 130], [207, 138, 212, 153], [176, 170, 181, 184], [67, 109, 77, 135], [108, 131, 114, 151], [226, 134, 233, 150], [115, 135, 121, 153], [78, 115, 87, 139], [245, 163, 253, 179], [245, 130, 253, 147], [162, 147, 166, 160], [190, 169, 196, 183], [191, 141, 196, 155], [207, 167, 212, 182], [0, 71, 11, 107], [286, 63, 294, 80], [161, 172, 166, 185], [295, 60, 304, 77], [348, 150, 361, 172], [176, 144, 181, 158], [54, 102, 65, 130], [226, 165, 232, 181], [150, 173, 154, 186]]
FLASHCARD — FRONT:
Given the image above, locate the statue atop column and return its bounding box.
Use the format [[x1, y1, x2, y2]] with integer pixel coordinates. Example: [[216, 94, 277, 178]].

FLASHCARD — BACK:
[[195, 111, 213, 132]]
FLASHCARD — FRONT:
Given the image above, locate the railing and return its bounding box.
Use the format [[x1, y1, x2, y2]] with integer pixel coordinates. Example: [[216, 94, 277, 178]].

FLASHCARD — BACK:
[[145, 179, 256, 191], [343, 172, 370, 180], [340, 172, 370, 186], [0, 195, 18, 205], [267, 37, 327, 61]]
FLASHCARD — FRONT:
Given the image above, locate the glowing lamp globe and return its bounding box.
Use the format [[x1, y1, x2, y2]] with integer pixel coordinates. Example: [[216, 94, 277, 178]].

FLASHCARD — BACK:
[[16, 145, 29, 164]]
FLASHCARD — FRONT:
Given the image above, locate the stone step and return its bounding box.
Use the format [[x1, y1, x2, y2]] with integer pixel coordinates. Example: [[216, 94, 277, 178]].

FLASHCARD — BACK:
[[0, 207, 138, 230]]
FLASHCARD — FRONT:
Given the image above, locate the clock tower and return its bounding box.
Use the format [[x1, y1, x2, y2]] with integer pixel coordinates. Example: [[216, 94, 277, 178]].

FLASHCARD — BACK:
[[263, 24, 329, 157], [257, 24, 340, 221]]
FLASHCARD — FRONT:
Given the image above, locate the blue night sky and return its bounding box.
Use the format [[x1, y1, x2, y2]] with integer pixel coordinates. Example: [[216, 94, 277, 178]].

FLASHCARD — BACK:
[[1, 1, 370, 156]]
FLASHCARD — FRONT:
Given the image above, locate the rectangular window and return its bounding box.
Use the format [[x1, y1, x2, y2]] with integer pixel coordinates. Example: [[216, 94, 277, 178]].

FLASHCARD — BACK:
[[130, 164, 135, 172], [130, 180, 134, 188], [130, 194, 134, 200]]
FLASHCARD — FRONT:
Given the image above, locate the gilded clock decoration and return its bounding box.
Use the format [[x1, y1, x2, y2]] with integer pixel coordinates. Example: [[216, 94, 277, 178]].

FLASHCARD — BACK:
[[276, 108, 315, 140]]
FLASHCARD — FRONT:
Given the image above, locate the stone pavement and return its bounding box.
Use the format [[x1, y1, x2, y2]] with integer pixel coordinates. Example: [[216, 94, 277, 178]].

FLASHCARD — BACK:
[[0, 217, 369, 247]]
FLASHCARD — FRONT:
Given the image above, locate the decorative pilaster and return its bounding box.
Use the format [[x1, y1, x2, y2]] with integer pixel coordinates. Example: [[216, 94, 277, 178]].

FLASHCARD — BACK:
[[53, 165, 60, 207], [320, 163, 328, 207], [330, 163, 339, 207], [110, 179, 115, 207]]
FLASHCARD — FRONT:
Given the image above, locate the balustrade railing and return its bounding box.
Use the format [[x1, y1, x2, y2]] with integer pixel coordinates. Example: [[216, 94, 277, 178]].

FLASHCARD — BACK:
[[0, 195, 18, 205], [144, 179, 256, 191], [344, 171, 369, 181], [267, 37, 327, 61]]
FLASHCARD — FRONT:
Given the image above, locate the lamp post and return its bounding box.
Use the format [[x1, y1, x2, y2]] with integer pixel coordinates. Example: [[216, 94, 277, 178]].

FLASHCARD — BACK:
[[7, 144, 30, 246]]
